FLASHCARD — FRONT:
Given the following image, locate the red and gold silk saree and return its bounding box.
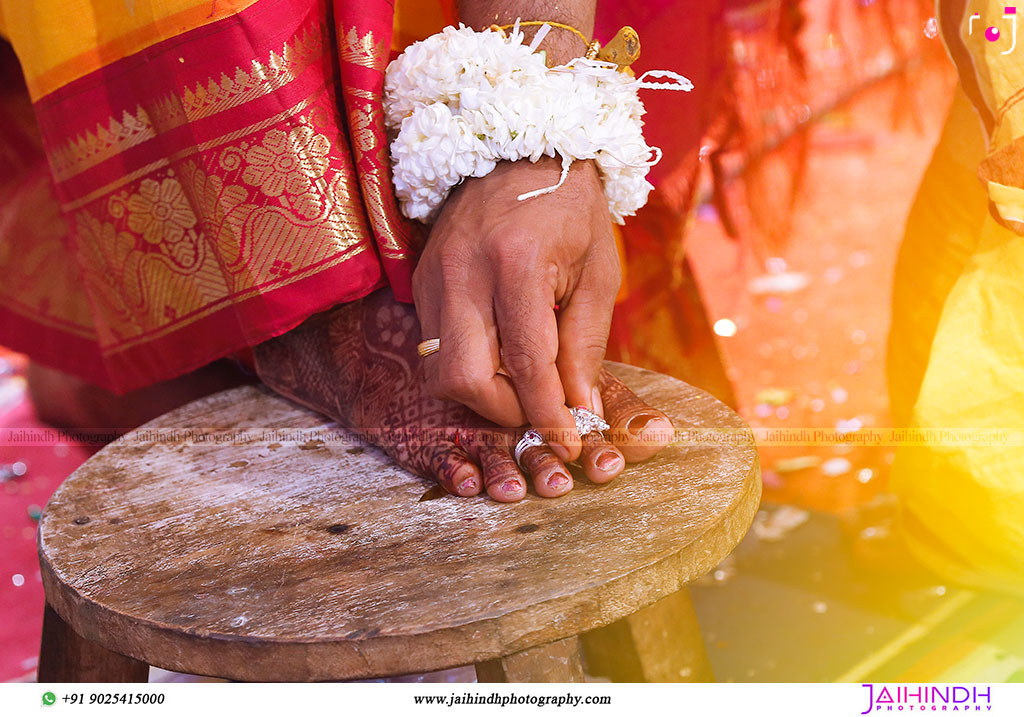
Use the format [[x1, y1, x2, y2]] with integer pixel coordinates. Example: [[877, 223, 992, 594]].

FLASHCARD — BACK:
[[0, 0, 429, 391]]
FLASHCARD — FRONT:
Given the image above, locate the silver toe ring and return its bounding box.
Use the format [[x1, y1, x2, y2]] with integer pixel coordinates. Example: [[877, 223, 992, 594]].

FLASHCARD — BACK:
[[514, 429, 545, 467], [570, 406, 610, 437]]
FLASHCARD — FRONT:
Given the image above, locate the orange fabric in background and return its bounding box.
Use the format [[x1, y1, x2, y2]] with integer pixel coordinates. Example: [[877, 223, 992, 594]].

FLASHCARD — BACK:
[[392, 0, 455, 50], [0, 0, 261, 100]]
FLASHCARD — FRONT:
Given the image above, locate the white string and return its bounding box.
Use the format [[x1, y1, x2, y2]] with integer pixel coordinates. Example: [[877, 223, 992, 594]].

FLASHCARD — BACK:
[[517, 155, 574, 201], [598, 145, 663, 169], [635, 69, 694, 92], [510, 37, 688, 205], [551, 61, 694, 94]]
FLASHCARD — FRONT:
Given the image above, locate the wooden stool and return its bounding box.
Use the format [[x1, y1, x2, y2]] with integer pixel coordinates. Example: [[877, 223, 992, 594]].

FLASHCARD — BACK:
[[37, 362, 760, 683]]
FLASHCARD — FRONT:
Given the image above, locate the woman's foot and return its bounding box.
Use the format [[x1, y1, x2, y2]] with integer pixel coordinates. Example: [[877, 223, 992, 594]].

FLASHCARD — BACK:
[[253, 289, 674, 502]]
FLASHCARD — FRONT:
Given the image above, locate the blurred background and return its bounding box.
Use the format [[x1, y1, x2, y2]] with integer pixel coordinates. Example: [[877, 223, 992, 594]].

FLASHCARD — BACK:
[[2, 0, 1023, 683]]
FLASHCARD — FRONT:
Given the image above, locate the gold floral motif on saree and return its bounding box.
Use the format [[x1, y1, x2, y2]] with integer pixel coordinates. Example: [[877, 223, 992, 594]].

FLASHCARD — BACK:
[[68, 102, 371, 352]]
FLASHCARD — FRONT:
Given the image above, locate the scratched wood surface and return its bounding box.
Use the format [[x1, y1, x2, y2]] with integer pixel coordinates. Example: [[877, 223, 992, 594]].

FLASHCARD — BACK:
[[39, 362, 761, 681]]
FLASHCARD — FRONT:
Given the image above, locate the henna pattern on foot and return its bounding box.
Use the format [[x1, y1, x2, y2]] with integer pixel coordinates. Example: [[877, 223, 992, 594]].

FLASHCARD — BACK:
[[254, 288, 672, 499]]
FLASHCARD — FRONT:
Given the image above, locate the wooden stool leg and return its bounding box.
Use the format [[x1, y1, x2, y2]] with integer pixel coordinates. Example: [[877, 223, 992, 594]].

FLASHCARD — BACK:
[[475, 635, 586, 683], [38, 604, 149, 682], [582, 588, 714, 682]]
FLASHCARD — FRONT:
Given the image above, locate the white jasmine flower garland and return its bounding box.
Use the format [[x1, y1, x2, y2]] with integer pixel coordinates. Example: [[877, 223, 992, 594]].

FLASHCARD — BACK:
[[383, 23, 692, 224]]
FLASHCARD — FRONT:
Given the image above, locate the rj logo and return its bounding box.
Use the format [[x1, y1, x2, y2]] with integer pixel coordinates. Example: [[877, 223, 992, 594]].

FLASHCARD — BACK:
[[969, 6, 1018, 54]]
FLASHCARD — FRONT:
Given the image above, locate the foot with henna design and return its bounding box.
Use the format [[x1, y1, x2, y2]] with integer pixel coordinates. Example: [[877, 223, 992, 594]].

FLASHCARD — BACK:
[[254, 289, 674, 502]]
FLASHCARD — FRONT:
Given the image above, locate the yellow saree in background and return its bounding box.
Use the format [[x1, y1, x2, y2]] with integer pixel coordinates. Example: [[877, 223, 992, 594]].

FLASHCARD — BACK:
[[888, 0, 1024, 595]]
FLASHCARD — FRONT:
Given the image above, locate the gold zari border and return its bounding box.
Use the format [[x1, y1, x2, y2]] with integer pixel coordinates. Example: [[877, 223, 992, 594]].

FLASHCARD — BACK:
[[47, 24, 327, 183]]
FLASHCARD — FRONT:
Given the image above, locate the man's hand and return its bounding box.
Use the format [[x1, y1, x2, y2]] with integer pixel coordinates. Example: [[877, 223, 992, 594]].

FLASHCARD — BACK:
[[412, 157, 620, 462]]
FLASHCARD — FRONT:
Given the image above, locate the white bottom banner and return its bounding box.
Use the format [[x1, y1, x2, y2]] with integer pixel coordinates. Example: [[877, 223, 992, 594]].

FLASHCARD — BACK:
[[0, 682, 1015, 717]]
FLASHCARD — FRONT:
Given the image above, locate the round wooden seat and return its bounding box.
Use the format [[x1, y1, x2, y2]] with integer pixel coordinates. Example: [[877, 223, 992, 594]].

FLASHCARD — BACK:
[[37, 362, 760, 682]]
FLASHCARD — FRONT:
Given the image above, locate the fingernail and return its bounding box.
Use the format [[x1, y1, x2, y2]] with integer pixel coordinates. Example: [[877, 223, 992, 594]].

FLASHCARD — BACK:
[[547, 472, 570, 489], [591, 386, 604, 416], [596, 451, 622, 471], [458, 476, 479, 493], [550, 442, 573, 463], [627, 414, 658, 436]]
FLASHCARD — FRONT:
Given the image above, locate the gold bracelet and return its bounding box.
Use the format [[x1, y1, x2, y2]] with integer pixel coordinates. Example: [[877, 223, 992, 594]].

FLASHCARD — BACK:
[[494, 21, 600, 59], [492, 21, 640, 68], [497, 20, 588, 45]]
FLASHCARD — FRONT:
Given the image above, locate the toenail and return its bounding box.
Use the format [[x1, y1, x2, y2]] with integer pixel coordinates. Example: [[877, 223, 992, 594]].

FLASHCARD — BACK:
[[458, 477, 479, 493], [627, 413, 658, 436], [501, 478, 522, 494], [547, 472, 570, 489], [596, 451, 622, 471]]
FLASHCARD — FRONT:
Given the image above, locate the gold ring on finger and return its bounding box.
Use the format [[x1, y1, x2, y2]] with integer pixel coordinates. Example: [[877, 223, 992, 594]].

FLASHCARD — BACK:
[[417, 338, 440, 358]]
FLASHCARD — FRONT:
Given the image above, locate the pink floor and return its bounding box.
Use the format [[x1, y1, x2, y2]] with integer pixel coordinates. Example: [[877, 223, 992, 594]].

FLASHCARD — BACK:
[[0, 356, 94, 681]]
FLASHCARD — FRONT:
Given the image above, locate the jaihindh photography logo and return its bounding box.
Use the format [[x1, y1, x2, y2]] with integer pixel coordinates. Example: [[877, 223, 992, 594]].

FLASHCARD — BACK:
[[860, 684, 993, 713]]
